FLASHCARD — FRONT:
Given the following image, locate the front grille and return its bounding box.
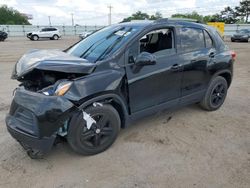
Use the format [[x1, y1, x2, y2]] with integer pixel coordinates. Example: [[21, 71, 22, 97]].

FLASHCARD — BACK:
[[14, 107, 38, 136]]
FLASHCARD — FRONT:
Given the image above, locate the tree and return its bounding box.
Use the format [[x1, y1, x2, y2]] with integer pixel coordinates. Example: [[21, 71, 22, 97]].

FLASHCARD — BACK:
[[0, 5, 30, 25], [150, 11, 163, 20], [121, 11, 162, 22], [171, 11, 204, 22], [220, 6, 238, 24], [235, 0, 250, 23]]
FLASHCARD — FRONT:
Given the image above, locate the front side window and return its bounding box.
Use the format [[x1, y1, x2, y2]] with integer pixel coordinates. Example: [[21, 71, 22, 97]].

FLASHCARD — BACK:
[[139, 28, 175, 57], [180, 27, 205, 52], [204, 31, 213, 48], [41, 28, 49, 32]]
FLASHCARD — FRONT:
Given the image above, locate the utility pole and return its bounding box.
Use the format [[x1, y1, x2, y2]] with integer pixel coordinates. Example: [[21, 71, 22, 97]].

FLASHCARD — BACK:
[[107, 5, 113, 25], [71, 13, 74, 26], [48, 16, 51, 26]]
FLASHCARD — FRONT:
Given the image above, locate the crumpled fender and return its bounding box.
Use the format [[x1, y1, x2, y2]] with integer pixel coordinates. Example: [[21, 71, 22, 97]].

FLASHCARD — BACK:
[[64, 70, 125, 102]]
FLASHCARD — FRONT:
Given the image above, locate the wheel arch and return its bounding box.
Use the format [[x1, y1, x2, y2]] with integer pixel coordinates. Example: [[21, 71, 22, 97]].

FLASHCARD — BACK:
[[77, 93, 129, 129], [212, 70, 232, 88]]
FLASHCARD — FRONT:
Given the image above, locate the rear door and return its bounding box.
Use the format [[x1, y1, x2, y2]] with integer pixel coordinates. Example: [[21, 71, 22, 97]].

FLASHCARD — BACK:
[[178, 27, 215, 102], [125, 27, 183, 113]]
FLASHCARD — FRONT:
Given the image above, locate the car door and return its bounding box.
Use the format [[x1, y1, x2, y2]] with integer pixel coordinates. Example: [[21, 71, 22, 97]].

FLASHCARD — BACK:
[[39, 28, 48, 38], [178, 27, 215, 103], [125, 27, 183, 113]]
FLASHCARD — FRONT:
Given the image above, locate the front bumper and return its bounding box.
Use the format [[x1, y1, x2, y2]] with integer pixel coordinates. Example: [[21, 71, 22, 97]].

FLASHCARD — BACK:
[[5, 87, 76, 153]]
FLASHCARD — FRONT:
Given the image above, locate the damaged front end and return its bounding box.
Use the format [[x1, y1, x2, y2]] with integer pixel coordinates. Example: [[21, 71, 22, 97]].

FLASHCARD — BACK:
[[6, 49, 96, 158]]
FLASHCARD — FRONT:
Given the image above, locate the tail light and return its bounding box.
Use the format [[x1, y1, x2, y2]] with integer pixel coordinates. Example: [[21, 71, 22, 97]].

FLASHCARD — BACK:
[[231, 51, 236, 61]]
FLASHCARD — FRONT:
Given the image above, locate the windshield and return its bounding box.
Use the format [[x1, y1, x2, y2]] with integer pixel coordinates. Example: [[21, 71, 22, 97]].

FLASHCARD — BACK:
[[238, 29, 250, 34], [67, 25, 142, 63]]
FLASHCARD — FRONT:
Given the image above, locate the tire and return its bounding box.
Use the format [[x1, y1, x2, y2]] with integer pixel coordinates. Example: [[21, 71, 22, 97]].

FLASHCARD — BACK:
[[32, 35, 39, 41], [231, 39, 235, 42], [67, 104, 121, 155], [200, 76, 228, 111], [52, 34, 59, 40]]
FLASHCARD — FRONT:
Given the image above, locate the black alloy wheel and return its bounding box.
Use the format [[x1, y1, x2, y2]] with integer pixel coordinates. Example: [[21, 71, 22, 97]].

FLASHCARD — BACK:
[[210, 83, 226, 108], [67, 104, 120, 155], [200, 76, 228, 111]]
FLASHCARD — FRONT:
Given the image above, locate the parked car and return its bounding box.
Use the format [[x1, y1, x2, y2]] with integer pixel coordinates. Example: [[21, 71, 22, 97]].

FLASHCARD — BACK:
[[231, 29, 250, 42], [6, 19, 235, 158], [79, 31, 94, 39], [27, 27, 61, 41], [0, 30, 8, 41]]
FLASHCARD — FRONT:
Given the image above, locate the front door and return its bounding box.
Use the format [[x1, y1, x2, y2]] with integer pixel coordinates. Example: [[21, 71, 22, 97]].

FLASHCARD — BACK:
[[125, 28, 183, 113]]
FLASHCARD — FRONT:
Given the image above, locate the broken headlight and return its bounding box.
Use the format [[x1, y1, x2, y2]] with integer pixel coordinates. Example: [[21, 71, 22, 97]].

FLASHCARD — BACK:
[[54, 81, 72, 96]]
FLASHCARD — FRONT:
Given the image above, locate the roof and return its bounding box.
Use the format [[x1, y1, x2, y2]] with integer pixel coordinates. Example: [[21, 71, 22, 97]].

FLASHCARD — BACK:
[[118, 18, 208, 30]]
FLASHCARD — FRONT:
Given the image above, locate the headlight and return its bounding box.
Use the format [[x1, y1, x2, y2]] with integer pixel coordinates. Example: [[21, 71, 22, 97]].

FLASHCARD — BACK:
[[54, 81, 72, 96], [243, 35, 248, 38]]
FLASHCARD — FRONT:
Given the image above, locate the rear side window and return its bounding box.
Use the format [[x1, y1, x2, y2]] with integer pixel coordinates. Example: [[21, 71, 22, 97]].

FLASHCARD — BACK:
[[204, 31, 213, 48], [180, 27, 205, 52]]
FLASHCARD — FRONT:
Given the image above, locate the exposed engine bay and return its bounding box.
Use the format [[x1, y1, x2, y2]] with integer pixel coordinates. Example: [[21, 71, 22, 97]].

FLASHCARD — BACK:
[[18, 69, 84, 91]]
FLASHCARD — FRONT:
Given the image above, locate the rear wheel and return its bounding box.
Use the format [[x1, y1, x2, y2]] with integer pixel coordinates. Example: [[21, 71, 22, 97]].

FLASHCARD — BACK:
[[67, 104, 120, 155], [53, 34, 59, 40], [231, 39, 235, 42], [200, 76, 228, 111]]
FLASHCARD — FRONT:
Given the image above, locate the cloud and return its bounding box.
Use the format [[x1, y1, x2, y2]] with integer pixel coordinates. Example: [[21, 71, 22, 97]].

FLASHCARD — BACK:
[[1, 0, 240, 25]]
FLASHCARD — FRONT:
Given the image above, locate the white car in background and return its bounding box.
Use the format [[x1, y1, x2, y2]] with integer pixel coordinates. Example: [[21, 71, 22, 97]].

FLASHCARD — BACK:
[[27, 27, 61, 41]]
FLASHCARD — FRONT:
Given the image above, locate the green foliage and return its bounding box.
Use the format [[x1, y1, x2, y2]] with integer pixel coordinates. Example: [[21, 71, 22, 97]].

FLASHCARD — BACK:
[[171, 11, 204, 22], [122, 1, 250, 25], [121, 11, 162, 22], [235, 0, 250, 23], [220, 6, 239, 24], [0, 5, 30, 25]]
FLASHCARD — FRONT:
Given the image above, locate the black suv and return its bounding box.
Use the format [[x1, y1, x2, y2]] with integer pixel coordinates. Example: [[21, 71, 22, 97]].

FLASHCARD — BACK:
[[6, 19, 235, 158], [0, 30, 8, 41]]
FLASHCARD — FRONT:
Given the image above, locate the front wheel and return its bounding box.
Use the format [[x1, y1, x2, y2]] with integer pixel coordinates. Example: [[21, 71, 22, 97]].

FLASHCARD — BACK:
[[32, 35, 39, 41], [67, 104, 121, 155], [200, 76, 228, 111]]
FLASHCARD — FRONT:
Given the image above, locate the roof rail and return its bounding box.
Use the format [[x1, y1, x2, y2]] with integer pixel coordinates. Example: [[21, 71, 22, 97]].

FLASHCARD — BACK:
[[154, 18, 200, 23], [154, 18, 168, 23]]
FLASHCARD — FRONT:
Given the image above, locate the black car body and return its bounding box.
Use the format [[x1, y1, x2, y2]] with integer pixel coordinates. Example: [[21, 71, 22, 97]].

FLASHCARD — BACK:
[[231, 29, 250, 42], [6, 19, 235, 158], [0, 31, 8, 41]]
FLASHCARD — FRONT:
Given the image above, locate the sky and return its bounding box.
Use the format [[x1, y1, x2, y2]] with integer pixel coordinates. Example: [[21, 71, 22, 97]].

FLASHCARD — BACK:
[[0, 0, 241, 26]]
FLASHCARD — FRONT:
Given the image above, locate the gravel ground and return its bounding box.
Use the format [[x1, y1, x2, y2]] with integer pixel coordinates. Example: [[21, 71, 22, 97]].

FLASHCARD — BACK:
[[0, 37, 249, 188]]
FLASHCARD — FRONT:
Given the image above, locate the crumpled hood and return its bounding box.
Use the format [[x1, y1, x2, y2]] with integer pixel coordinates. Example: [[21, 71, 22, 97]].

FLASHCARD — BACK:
[[12, 49, 96, 79]]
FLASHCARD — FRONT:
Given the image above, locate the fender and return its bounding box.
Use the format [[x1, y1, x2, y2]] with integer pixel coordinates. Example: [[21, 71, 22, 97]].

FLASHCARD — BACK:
[[64, 70, 125, 102], [210, 69, 232, 87]]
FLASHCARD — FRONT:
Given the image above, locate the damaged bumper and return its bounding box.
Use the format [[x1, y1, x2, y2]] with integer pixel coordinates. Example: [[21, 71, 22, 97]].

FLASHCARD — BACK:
[[5, 87, 76, 153]]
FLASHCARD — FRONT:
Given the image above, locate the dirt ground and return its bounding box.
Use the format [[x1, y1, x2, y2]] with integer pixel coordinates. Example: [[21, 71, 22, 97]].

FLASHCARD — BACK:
[[0, 37, 249, 188]]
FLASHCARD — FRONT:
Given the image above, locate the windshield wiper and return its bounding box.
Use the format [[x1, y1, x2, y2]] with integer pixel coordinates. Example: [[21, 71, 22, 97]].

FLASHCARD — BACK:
[[96, 28, 133, 62]]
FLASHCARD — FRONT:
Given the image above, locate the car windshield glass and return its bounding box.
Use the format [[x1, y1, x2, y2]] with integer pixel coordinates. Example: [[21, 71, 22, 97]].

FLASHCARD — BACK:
[[66, 25, 141, 63], [238, 30, 249, 34]]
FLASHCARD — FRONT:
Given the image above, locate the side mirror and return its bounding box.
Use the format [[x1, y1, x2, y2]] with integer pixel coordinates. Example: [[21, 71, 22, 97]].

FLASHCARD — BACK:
[[135, 52, 156, 66]]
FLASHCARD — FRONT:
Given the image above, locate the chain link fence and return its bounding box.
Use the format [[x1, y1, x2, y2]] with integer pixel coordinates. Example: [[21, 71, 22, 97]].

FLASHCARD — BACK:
[[0, 25, 105, 36], [1, 24, 250, 37]]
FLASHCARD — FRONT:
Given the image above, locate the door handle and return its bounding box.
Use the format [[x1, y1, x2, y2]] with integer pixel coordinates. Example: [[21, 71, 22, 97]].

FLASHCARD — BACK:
[[171, 64, 181, 71]]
